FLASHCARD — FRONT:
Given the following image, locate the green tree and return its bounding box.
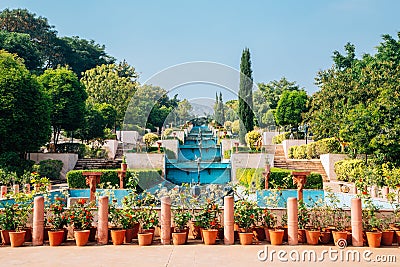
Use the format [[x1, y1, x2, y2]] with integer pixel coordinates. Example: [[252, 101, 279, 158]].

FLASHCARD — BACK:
[[238, 48, 254, 144], [0, 50, 51, 154], [81, 63, 138, 127], [175, 99, 193, 125], [258, 77, 300, 110], [213, 92, 225, 126], [38, 67, 87, 146], [275, 90, 308, 129], [74, 105, 106, 144], [0, 30, 41, 71], [225, 99, 239, 122]]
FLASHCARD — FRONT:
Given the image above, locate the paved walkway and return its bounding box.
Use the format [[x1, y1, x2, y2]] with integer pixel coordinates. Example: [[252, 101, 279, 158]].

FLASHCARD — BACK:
[[1, 240, 399, 267]]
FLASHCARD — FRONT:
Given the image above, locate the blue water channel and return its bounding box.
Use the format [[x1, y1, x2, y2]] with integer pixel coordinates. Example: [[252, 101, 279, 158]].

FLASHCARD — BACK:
[[165, 125, 231, 184]]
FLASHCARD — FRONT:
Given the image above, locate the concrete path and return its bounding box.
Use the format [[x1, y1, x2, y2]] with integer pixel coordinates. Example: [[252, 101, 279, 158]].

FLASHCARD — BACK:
[[1, 241, 399, 267]]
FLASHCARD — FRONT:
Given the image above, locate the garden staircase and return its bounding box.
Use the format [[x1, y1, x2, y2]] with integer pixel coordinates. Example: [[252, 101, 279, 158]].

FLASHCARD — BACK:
[[273, 145, 328, 181], [73, 158, 122, 170]]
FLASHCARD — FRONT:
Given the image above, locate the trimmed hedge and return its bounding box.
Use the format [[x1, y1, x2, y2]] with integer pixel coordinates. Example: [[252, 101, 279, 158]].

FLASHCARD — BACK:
[[334, 159, 364, 182], [288, 137, 341, 159], [37, 159, 63, 180], [67, 169, 163, 190], [237, 167, 323, 190]]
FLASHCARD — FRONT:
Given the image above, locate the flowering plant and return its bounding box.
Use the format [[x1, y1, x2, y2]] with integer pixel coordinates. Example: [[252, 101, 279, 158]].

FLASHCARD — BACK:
[[262, 209, 277, 228], [108, 199, 139, 229], [234, 199, 259, 232], [46, 197, 68, 230], [194, 199, 221, 230], [30, 172, 50, 193], [0, 192, 33, 231], [173, 207, 192, 231], [68, 199, 95, 230]]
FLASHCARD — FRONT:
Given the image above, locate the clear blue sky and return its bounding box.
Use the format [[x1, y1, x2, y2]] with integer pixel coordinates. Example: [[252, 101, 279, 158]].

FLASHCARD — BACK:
[[1, 0, 399, 100]]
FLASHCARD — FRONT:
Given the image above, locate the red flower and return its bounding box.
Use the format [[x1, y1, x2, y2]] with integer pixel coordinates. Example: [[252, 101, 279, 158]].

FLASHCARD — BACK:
[[362, 191, 368, 195]]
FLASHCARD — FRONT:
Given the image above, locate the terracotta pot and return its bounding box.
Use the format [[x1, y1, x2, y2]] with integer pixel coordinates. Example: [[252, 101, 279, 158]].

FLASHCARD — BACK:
[[138, 232, 153, 246], [239, 232, 253, 245], [9, 231, 26, 247], [125, 228, 134, 243], [23, 227, 32, 242], [74, 230, 90, 246], [298, 229, 307, 243], [332, 231, 348, 246], [111, 229, 126, 245], [1, 229, 12, 245], [392, 230, 398, 244], [395, 231, 400, 245], [264, 227, 273, 242], [253, 227, 265, 241], [89, 227, 97, 242], [366, 231, 382, 248], [381, 230, 394, 246], [48, 230, 64, 246], [202, 229, 218, 245], [121, 163, 127, 171], [306, 230, 320, 245], [144, 228, 155, 241], [172, 228, 189, 244], [172, 232, 186, 245], [319, 231, 331, 244], [269, 229, 284, 245]]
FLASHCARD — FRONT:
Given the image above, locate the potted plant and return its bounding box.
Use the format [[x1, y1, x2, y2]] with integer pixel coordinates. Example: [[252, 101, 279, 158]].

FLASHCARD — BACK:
[[172, 207, 192, 245], [108, 199, 127, 245], [121, 156, 127, 171], [306, 197, 323, 245], [261, 209, 277, 242], [0, 192, 32, 247], [68, 198, 95, 246], [194, 199, 221, 245], [136, 191, 159, 246], [297, 200, 310, 243], [234, 199, 258, 245], [380, 215, 394, 246], [46, 196, 68, 246]]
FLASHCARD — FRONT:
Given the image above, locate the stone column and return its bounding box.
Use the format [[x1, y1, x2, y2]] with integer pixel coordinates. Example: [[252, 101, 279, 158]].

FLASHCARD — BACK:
[[13, 184, 19, 194], [287, 197, 298, 245], [161, 196, 171, 245], [32, 196, 45, 246], [224, 196, 234, 245], [351, 198, 363, 247], [97, 196, 109, 245], [0, 185, 7, 199]]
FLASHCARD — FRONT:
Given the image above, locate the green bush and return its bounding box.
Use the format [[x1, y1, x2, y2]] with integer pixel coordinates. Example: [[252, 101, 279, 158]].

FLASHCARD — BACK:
[[245, 130, 262, 150], [37, 159, 63, 180], [66, 169, 163, 189], [224, 149, 232, 159], [272, 133, 287, 144], [54, 143, 86, 158], [237, 167, 323, 190], [334, 159, 364, 182], [289, 138, 342, 159], [0, 152, 34, 177]]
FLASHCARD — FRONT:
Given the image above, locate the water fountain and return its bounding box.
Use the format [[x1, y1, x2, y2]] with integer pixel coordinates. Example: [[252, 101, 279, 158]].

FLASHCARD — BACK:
[[165, 124, 231, 185]]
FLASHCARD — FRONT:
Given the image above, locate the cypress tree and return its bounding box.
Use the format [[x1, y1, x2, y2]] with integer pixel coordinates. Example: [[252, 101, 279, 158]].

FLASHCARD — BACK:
[[238, 48, 254, 143], [219, 92, 225, 125]]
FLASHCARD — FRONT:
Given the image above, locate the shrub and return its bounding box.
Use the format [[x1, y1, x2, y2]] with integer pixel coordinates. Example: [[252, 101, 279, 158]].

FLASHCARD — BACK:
[[66, 169, 163, 190], [37, 159, 63, 180], [224, 149, 232, 159], [272, 133, 287, 144], [289, 138, 342, 159], [143, 133, 159, 148], [334, 159, 365, 182], [237, 167, 323, 190], [245, 130, 262, 150], [55, 143, 86, 158], [0, 151, 34, 176]]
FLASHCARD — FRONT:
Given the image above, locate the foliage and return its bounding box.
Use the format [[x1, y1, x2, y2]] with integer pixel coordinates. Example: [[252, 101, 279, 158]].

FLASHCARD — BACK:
[[272, 133, 287, 144], [214, 92, 225, 126], [238, 48, 254, 143], [334, 159, 365, 182], [66, 169, 162, 189], [81, 62, 137, 126], [173, 208, 192, 231], [54, 143, 86, 158], [223, 149, 232, 159], [297, 200, 310, 229], [30, 172, 50, 194], [288, 138, 342, 159], [261, 209, 277, 228], [38, 67, 87, 146], [0, 50, 51, 154], [68, 198, 95, 230], [245, 130, 262, 150], [275, 90, 308, 128], [194, 199, 221, 229], [0, 151, 35, 177], [74, 104, 106, 143], [36, 159, 63, 180], [258, 77, 301, 110], [0, 192, 33, 230], [234, 199, 259, 232], [46, 196, 68, 230], [143, 133, 159, 148], [237, 167, 323, 190], [231, 120, 240, 134]]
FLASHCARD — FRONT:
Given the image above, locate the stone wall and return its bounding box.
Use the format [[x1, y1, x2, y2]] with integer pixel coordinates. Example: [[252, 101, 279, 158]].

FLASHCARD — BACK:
[[125, 153, 164, 172], [230, 153, 274, 182], [29, 153, 78, 180], [161, 139, 179, 160], [263, 131, 280, 145], [103, 140, 119, 159]]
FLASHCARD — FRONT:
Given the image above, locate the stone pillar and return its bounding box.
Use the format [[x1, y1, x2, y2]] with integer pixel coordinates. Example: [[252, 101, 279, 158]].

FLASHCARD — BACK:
[[0, 185, 7, 199], [351, 198, 363, 247], [97, 196, 109, 245], [292, 171, 310, 202], [32, 196, 45, 246], [83, 172, 102, 202], [224, 196, 234, 245], [161, 196, 171, 245], [13, 184, 19, 194], [25, 183, 31, 193], [287, 197, 298, 245], [117, 170, 126, 189]]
